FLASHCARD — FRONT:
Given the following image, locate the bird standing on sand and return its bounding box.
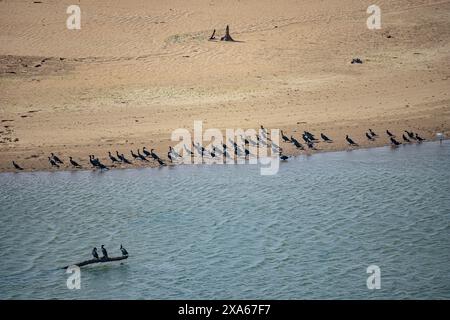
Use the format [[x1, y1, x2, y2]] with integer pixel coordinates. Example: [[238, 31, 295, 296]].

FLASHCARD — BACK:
[[386, 130, 395, 137], [290, 136, 305, 150], [69, 157, 82, 168], [168, 151, 173, 162], [121, 154, 132, 164], [130, 150, 139, 160], [321, 133, 332, 143], [390, 137, 401, 146], [402, 134, 411, 143], [51, 153, 64, 164], [49, 157, 60, 168], [150, 149, 161, 161], [281, 130, 290, 142], [369, 129, 378, 137], [279, 152, 289, 161], [137, 149, 149, 161], [405, 130, 416, 140], [346, 135, 358, 146], [108, 151, 119, 163], [120, 244, 128, 256], [101, 245, 108, 259], [366, 132, 375, 141], [12, 161, 23, 170], [92, 247, 99, 259], [157, 158, 166, 166], [416, 133, 425, 142]]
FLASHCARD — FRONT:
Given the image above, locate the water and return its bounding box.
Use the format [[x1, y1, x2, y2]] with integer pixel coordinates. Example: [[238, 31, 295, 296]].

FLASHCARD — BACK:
[[0, 141, 449, 299]]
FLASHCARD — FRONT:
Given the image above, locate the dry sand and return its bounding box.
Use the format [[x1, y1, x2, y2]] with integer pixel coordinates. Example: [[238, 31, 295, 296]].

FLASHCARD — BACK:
[[0, 0, 449, 172]]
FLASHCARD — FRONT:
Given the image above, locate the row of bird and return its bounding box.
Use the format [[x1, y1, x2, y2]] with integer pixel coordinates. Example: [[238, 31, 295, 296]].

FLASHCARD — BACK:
[[11, 127, 427, 170], [91, 244, 128, 260]]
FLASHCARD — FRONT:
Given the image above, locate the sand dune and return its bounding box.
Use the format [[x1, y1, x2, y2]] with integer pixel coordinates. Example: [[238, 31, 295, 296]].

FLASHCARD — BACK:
[[0, 0, 449, 171]]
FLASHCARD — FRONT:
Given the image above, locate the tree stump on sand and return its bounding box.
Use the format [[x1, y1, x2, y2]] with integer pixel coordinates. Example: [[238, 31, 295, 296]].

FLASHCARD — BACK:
[[209, 29, 216, 40], [220, 25, 235, 42], [62, 255, 128, 269]]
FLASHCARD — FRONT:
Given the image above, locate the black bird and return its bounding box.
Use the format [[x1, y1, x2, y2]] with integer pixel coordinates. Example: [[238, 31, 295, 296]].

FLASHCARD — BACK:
[[405, 130, 416, 140], [69, 157, 82, 168], [304, 131, 317, 141], [321, 133, 332, 143], [168, 151, 173, 162], [416, 133, 425, 142], [307, 141, 317, 150], [369, 129, 378, 137], [386, 130, 395, 137], [130, 150, 139, 160], [366, 132, 375, 141], [120, 244, 128, 256], [346, 135, 358, 146], [101, 245, 108, 259], [98, 162, 109, 170], [390, 137, 401, 146], [157, 158, 166, 166], [12, 161, 24, 170], [302, 133, 311, 144], [402, 134, 411, 143], [281, 130, 290, 142], [92, 247, 99, 259], [279, 152, 289, 161], [121, 154, 132, 164], [48, 157, 60, 168], [290, 136, 305, 150], [108, 151, 119, 163], [116, 151, 124, 161], [150, 149, 161, 161], [211, 147, 216, 158], [137, 149, 149, 161], [89, 155, 101, 167], [142, 147, 151, 157], [51, 153, 63, 164]]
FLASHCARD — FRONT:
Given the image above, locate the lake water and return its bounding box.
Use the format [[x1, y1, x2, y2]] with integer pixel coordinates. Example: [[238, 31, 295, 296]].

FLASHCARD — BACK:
[[0, 141, 449, 299]]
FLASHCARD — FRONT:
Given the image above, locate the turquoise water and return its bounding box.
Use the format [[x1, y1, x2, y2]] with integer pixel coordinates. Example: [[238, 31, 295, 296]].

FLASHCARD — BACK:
[[0, 141, 449, 299]]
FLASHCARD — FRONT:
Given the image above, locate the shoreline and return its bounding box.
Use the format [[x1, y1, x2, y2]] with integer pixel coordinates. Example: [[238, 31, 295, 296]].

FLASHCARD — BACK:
[[1, 135, 445, 174]]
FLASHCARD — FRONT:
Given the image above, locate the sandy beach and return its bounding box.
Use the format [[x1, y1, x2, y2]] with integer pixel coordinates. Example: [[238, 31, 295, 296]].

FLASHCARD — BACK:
[[1, 0, 449, 172]]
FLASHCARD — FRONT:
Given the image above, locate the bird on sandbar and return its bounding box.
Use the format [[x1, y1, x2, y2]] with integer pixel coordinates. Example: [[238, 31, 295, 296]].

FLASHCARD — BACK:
[[12, 161, 24, 170], [346, 135, 358, 146], [51, 153, 64, 164], [108, 151, 120, 163], [321, 133, 333, 143], [415, 133, 425, 142], [69, 157, 82, 168], [281, 130, 290, 142], [48, 157, 60, 168], [386, 130, 395, 137], [290, 136, 305, 150], [137, 149, 149, 161], [366, 132, 375, 141], [390, 137, 401, 146], [130, 150, 139, 160]]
